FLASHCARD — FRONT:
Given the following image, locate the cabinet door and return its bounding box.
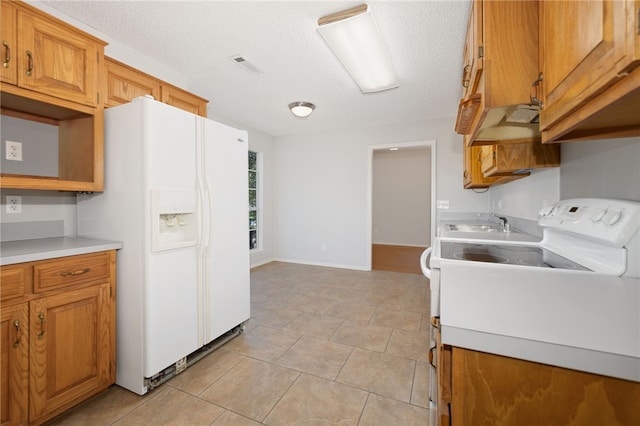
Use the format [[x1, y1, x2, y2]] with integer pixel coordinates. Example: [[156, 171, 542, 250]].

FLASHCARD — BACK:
[[1, 1, 17, 85], [480, 142, 560, 176], [104, 57, 161, 107], [161, 83, 209, 117], [434, 321, 452, 426], [463, 142, 528, 189], [16, 10, 101, 106], [451, 348, 640, 426], [461, 0, 482, 99], [28, 284, 111, 423], [539, 0, 640, 131], [1, 304, 29, 426]]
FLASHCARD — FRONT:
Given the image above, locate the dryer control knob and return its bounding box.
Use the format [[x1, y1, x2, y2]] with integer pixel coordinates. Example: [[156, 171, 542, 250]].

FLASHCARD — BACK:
[[539, 205, 554, 217], [603, 210, 622, 227], [590, 208, 607, 223]]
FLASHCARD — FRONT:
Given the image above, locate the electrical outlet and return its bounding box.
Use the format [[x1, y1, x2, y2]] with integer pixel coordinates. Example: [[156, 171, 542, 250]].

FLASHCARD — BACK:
[[321, 243, 327, 251], [5, 141, 23, 161], [437, 200, 450, 209], [6, 195, 22, 214]]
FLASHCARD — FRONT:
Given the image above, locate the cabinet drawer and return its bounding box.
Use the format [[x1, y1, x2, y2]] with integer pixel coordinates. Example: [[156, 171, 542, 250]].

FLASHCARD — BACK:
[[0, 264, 30, 302], [33, 252, 109, 293]]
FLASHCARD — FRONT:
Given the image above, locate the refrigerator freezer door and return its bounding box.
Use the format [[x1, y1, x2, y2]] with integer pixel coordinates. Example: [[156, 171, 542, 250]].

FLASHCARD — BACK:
[[78, 97, 201, 394], [201, 119, 251, 343], [145, 248, 199, 376], [143, 99, 200, 376]]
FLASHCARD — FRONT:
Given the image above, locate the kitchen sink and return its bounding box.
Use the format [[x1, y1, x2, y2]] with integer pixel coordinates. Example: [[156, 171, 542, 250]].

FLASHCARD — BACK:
[[447, 224, 508, 233]]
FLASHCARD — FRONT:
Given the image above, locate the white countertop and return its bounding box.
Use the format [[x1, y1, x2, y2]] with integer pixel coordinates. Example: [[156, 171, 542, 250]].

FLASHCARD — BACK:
[[1, 237, 123, 266], [439, 259, 640, 382]]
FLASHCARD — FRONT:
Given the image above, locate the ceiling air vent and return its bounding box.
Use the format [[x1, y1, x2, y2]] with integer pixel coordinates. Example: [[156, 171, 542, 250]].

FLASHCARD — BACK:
[[230, 55, 261, 74]]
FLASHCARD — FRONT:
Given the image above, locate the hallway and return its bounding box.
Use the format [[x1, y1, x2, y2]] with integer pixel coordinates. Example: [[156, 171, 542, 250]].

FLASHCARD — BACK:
[[48, 262, 431, 425]]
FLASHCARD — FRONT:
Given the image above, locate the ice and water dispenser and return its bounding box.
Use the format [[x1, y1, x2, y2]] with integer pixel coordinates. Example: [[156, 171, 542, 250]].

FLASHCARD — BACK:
[[151, 190, 198, 252]]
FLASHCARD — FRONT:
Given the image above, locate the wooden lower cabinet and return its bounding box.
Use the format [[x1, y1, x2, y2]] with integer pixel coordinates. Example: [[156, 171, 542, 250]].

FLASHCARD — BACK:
[[1, 304, 29, 426], [433, 318, 452, 426], [449, 347, 640, 426], [0, 250, 116, 425]]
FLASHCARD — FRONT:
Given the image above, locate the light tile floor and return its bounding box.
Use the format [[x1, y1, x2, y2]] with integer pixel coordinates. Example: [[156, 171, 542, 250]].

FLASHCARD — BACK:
[[47, 262, 431, 425]]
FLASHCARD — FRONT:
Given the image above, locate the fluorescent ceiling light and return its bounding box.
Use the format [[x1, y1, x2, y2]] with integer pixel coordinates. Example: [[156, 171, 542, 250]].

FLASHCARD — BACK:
[[289, 101, 316, 118], [317, 4, 399, 93]]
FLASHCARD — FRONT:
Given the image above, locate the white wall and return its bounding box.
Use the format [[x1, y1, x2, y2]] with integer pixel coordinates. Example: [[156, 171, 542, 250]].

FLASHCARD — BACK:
[[489, 168, 560, 220], [273, 117, 488, 270], [488, 136, 640, 221], [560, 136, 640, 201], [372, 148, 430, 246], [0, 189, 77, 237]]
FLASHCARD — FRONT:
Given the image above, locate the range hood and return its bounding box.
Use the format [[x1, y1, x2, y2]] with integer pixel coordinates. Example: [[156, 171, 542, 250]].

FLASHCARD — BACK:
[[474, 104, 541, 142], [456, 97, 541, 144]]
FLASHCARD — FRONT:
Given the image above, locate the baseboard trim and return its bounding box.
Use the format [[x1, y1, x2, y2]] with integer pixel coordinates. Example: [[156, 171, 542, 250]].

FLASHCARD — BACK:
[[273, 257, 370, 271]]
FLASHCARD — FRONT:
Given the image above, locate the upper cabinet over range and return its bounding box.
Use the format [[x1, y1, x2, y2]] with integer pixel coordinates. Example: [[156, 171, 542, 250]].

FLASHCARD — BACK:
[[456, 0, 640, 147], [537, 0, 640, 143], [455, 0, 541, 145]]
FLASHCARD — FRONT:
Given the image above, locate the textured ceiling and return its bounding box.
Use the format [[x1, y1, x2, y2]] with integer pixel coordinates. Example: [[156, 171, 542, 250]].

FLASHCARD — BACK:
[[43, 0, 471, 137]]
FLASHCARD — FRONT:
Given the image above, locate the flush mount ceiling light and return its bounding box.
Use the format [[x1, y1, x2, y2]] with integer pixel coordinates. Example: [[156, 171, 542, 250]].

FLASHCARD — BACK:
[[317, 3, 399, 93], [289, 101, 316, 118]]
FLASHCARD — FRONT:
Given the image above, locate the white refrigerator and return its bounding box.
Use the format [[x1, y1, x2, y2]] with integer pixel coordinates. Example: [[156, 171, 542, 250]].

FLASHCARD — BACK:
[[77, 96, 250, 395]]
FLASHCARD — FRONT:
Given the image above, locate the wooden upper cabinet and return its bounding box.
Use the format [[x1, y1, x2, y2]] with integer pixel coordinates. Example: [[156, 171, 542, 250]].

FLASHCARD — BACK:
[[1, 1, 105, 192], [104, 56, 208, 116], [460, 0, 481, 101], [161, 83, 208, 117], [455, 0, 540, 145], [104, 57, 161, 107], [15, 5, 104, 107], [462, 137, 529, 189], [539, 0, 640, 142], [480, 142, 560, 177], [1, 1, 18, 85]]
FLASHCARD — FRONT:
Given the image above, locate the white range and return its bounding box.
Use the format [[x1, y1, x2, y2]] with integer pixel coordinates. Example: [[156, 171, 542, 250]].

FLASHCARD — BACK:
[[421, 198, 640, 422]]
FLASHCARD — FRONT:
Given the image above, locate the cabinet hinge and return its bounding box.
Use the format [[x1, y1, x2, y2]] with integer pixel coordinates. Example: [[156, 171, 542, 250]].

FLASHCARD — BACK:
[[97, 93, 100, 104], [637, 7, 640, 35], [478, 45, 484, 59]]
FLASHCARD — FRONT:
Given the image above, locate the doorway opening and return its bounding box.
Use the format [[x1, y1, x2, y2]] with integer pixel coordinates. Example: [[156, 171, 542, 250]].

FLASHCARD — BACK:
[[366, 140, 436, 273]]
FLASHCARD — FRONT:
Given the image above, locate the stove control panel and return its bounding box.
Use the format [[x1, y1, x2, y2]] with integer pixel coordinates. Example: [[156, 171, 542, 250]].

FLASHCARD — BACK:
[[539, 198, 640, 246]]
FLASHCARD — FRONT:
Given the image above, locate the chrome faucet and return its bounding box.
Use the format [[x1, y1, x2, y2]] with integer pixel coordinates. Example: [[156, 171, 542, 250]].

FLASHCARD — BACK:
[[493, 215, 510, 232]]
